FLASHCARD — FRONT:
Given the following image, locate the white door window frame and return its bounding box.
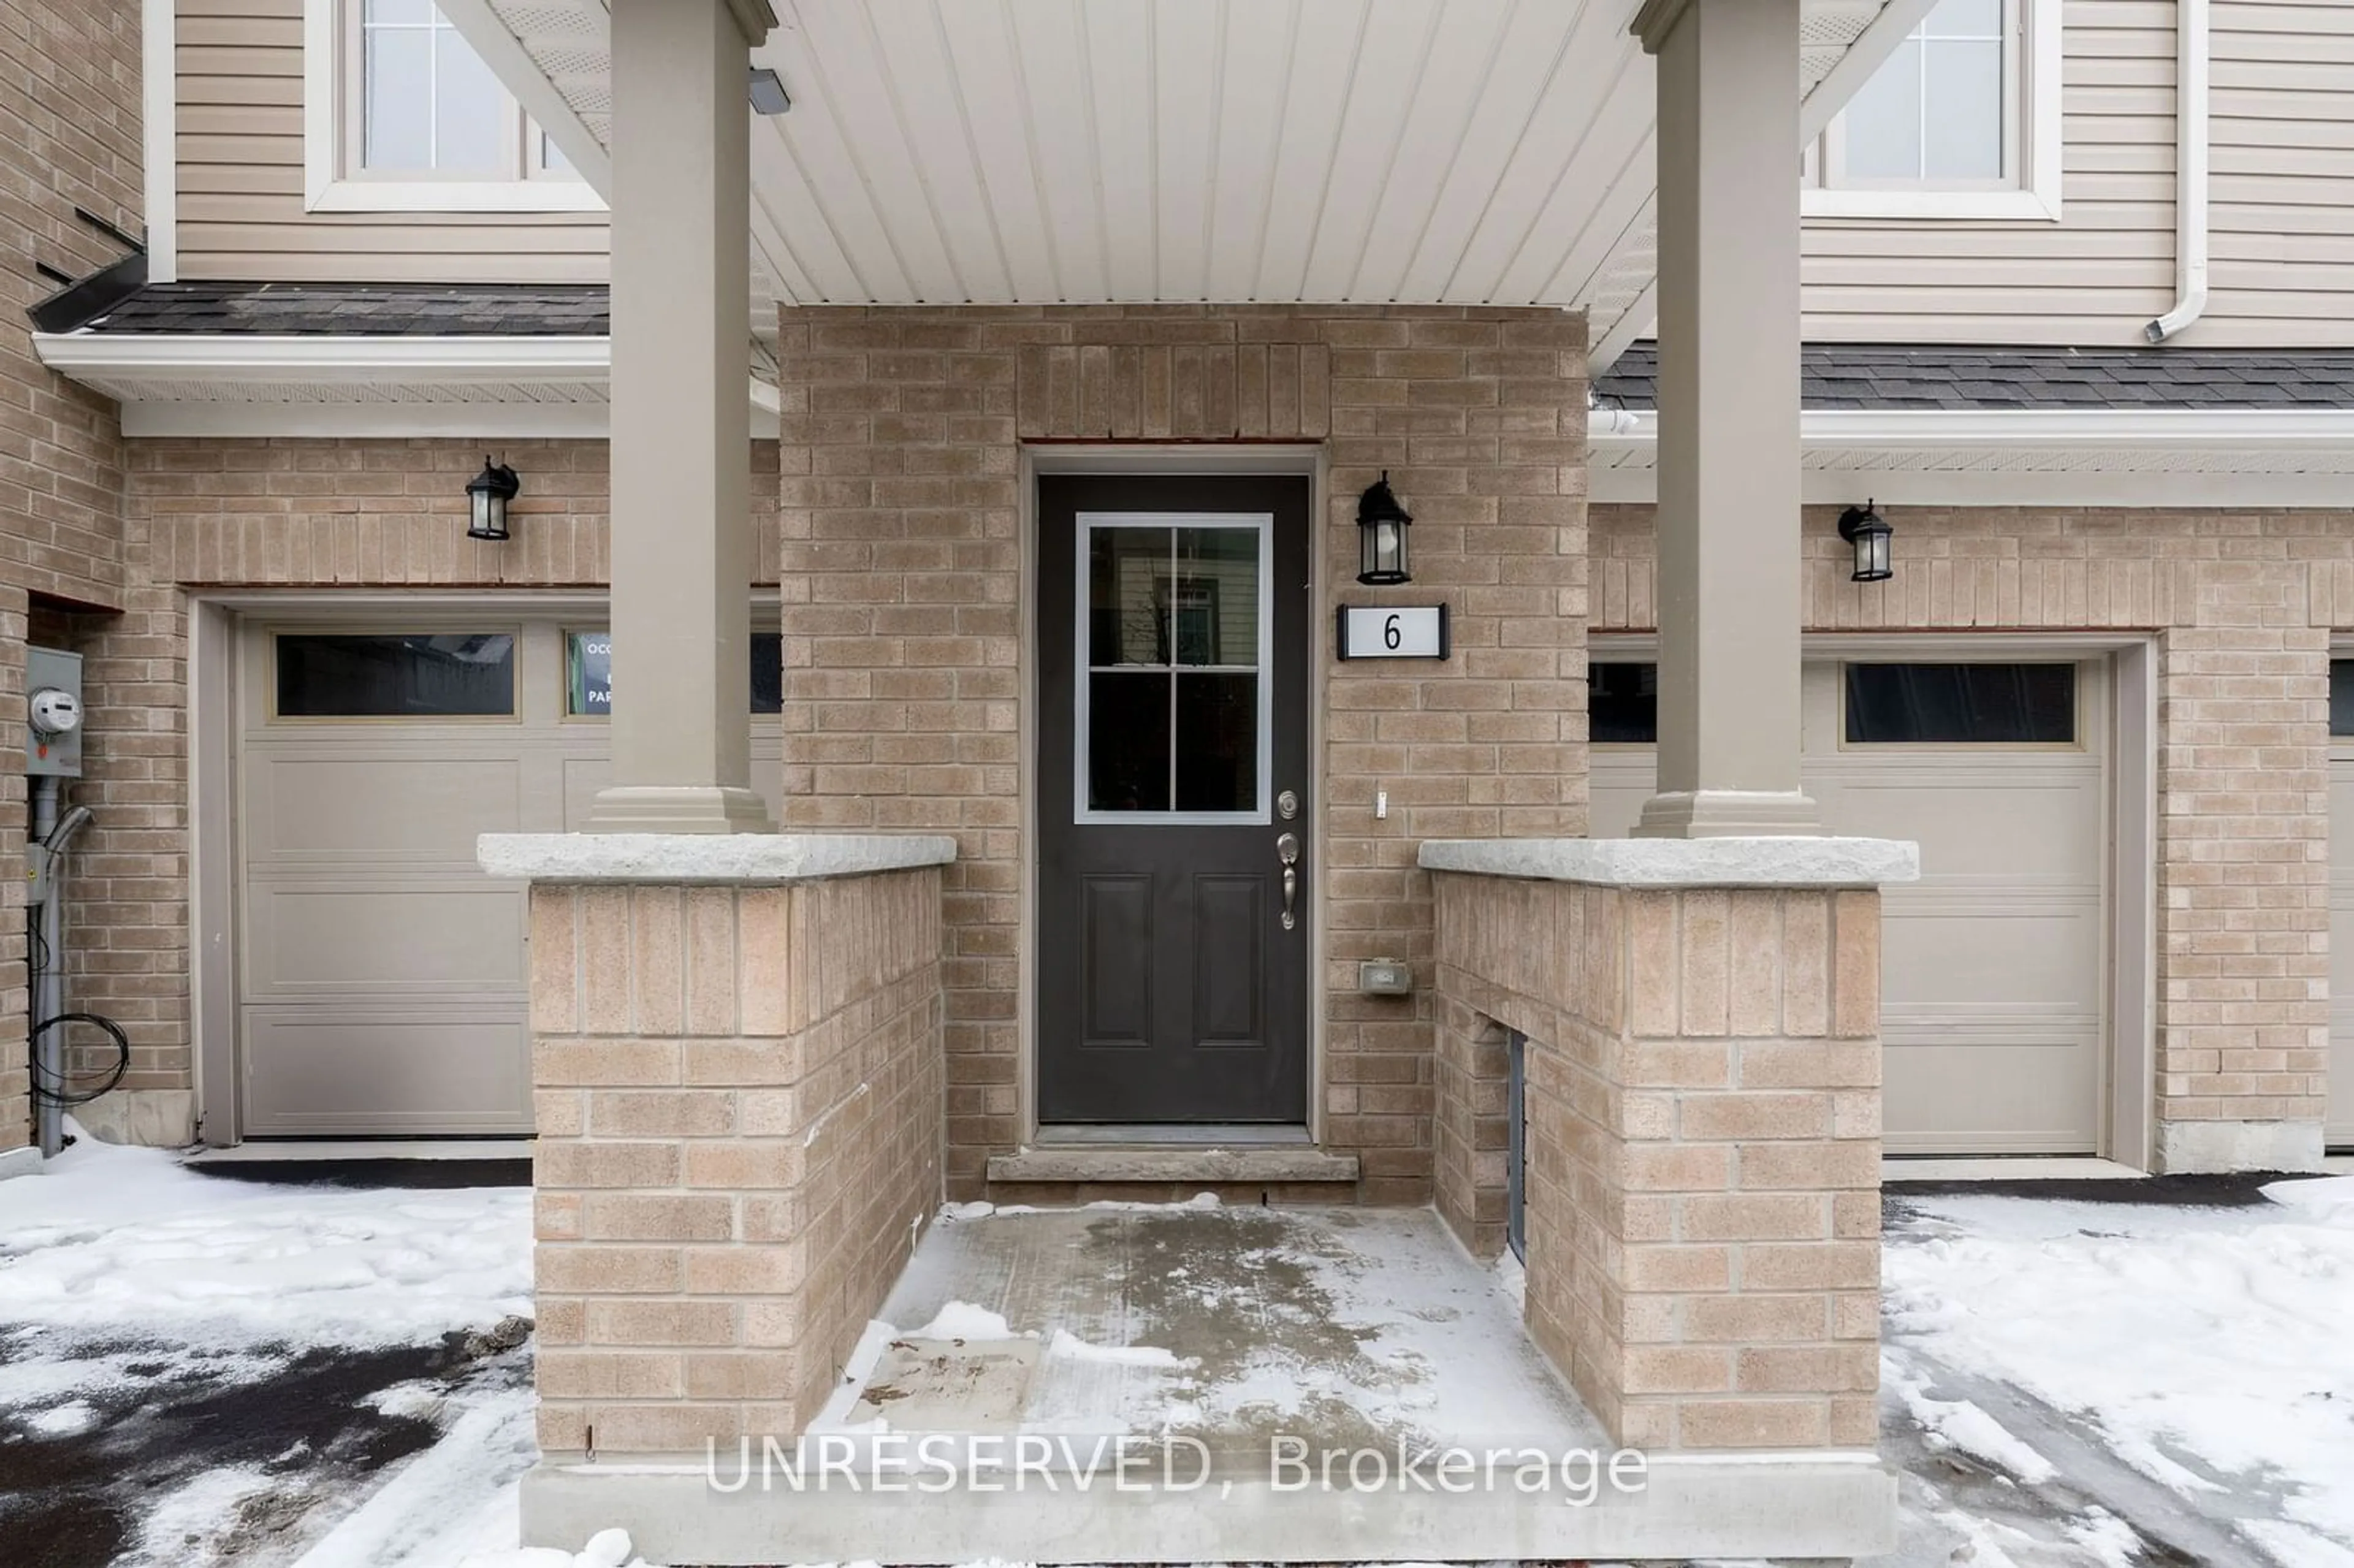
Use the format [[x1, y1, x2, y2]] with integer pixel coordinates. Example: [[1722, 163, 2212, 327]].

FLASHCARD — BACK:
[[1072, 511, 1276, 828], [303, 0, 604, 213], [1804, 0, 2062, 222]]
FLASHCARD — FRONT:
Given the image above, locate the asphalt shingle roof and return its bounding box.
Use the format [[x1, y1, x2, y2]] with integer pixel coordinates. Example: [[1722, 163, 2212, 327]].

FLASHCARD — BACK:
[[1593, 341, 2354, 411], [84, 281, 611, 337]]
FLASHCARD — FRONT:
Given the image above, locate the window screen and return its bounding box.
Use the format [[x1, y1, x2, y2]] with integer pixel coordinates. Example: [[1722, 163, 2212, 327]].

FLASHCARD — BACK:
[[276, 633, 516, 717], [1843, 662, 2074, 744], [2331, 660, 2354, 737], [1590, 662, 1659, 744]]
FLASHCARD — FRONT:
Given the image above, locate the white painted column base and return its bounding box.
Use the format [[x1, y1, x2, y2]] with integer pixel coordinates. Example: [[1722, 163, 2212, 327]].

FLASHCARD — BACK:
[[1634, 789, 1827, 839], [579, 785, 780, 837], [2155, 1119, 2326, 1174]]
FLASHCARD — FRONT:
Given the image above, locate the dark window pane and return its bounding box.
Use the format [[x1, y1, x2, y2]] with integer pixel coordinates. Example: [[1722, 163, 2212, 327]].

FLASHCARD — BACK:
[[1089, 526, 1172, 666], [2332, 661, 2354, 737], [1175, 674, 1258, 812], [750, 631, 783, 715], [1590, 661, 1659, 744], [1087, 672, 1170, 812], [277, 634, 514, 717], [1845, 663, 2075, 744]]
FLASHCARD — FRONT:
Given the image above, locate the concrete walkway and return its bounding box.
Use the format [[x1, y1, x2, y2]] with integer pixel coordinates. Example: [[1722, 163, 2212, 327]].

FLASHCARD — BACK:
[[817, 1203, 1606, 1465]]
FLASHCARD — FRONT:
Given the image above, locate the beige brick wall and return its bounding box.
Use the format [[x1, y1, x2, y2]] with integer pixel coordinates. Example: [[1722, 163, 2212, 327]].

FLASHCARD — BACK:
[[72, 439, 778, 1135], [1594, 503, 2338, 1151], [1434, 869, 1883, 1452], [774, 304, 1588, 1201], [528, 868, 944, 1455], [1, 0, 140, 613], [3, 0, 146, 1150]]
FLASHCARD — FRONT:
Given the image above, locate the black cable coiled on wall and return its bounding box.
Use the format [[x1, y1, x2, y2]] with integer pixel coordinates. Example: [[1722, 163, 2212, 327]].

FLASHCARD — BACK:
[[25, 915, 133, 1107], [29, 1012, 131, 1106]]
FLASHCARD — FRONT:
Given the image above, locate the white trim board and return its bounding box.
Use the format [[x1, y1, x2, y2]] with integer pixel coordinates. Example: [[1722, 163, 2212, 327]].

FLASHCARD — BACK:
[[32, 334, 783, 441], [1589, 467, 2354, 509], [35, 333, 613, 381], [1591, 406, 2354, 452], [119, 402, 782, 442]]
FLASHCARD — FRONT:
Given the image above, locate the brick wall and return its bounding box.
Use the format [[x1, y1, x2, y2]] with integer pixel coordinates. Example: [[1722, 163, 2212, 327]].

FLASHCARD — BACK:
[[2, 0, 146, 1152], [1, 0, 140, 612], [75, 438, 777, 1141], [1434, 868, 1884, 1452], [528, 867, 944, 1455], [1593, 502, 2337, 1164], [774, 304, 1588, 1201]]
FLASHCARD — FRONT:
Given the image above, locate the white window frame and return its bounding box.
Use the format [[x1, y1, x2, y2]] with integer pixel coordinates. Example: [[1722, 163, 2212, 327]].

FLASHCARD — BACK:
[[1803, 0, 2062, 223], [303, 0, 604, 214], [1073, 512, 1275, 828]]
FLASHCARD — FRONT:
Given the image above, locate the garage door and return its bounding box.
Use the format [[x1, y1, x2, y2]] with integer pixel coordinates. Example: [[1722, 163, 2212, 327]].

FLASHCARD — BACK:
[[237, 617, 783, 1137], [2327, 660, 2354, 1149], [1592, 657, 2110, 1155]]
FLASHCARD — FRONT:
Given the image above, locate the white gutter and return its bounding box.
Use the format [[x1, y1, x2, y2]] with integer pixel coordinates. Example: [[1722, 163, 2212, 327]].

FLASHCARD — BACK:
[[1589, 406, 2354, 453], [32, 332, 780, 429], [32, 333, 616, 384], [2146, 0, 2211, 343]]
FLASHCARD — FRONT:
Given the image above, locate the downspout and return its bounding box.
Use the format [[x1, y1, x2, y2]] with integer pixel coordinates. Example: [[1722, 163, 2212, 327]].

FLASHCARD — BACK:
[[2146, 0, 2210, 342]]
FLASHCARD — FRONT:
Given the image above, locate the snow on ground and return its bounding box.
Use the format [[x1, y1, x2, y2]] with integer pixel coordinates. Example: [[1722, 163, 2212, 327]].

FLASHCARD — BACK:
[[1876, 1174, 2354, 1568], [0, 1128, 535, 1568], [9, 1142, 2354, 1568], [0, 1132, 529, 1352]]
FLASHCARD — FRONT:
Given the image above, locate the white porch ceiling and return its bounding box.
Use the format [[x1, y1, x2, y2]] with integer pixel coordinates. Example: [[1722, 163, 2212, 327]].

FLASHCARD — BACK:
[[449, 0, 1898, 352]]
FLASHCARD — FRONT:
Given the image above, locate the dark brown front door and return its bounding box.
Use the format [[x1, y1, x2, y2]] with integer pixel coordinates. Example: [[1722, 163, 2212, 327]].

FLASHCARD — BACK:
[[1037, 474, 1311, 1124]]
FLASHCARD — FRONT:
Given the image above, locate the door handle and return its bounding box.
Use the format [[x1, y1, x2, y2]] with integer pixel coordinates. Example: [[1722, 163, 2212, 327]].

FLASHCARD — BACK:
[[1277, 831, 1300, 931]]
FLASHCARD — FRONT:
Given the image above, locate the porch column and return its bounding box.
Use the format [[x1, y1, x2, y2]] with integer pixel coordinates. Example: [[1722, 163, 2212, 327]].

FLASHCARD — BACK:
[[586, 0, 777, 834], [1632, 0, 1819, 837]]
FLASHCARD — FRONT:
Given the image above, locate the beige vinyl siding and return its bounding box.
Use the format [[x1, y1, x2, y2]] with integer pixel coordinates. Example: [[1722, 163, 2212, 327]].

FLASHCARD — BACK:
[[175, 0, 608, 284], [1802, 0, 2354, 347], [1801, 0, 2179, 346], [2206, 0, 2354, 340]]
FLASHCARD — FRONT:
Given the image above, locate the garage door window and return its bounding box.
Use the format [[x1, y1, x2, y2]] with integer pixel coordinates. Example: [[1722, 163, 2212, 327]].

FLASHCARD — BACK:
[[1591, 661, 1659, 744], [1845, 662, 2074, 744], [275, 633, 515, 718], [565, 630, 785, 717]]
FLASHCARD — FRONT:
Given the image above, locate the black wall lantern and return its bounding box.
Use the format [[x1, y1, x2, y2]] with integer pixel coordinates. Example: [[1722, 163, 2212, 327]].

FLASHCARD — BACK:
[[1837, 498, 1893, 584], [1355, 471, 1413, 585], [466, 456, 520, 542]]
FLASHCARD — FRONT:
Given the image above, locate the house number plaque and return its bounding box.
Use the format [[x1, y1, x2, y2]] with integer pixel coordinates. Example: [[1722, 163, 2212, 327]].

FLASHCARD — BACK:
[[1335, 604, 1449, 661]]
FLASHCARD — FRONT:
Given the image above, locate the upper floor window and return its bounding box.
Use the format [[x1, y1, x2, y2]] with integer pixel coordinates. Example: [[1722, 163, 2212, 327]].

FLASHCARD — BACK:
[[1804, 0, 2060, 222], [305, 0, 604, 213]]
